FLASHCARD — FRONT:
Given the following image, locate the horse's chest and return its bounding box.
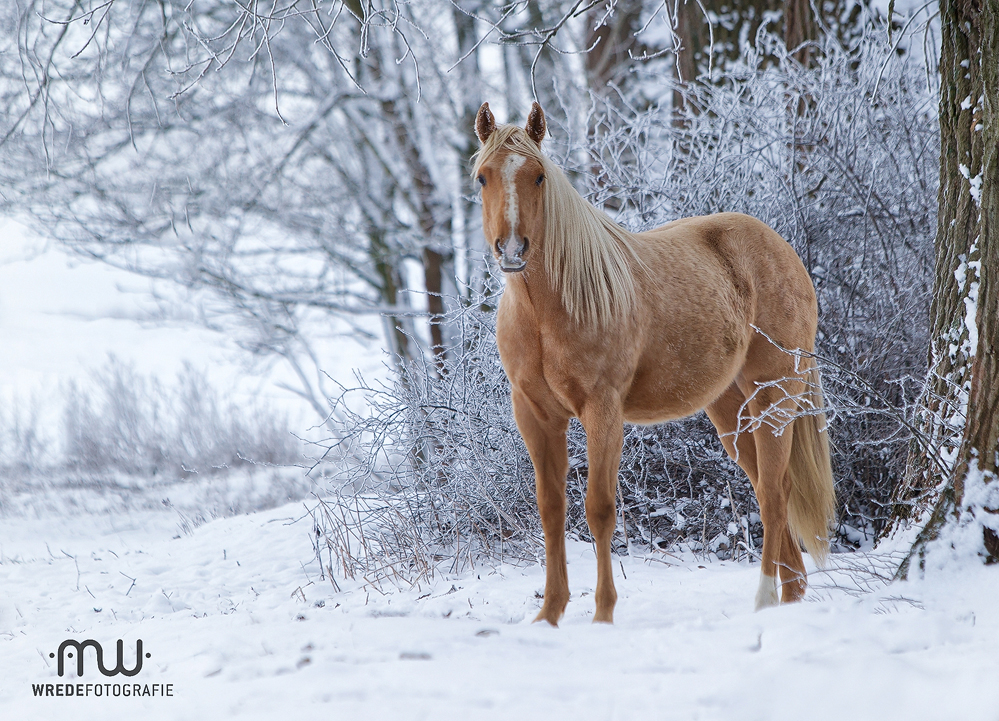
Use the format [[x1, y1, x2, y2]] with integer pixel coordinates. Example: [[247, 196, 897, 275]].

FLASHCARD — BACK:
[[497, 314, 628, 415]]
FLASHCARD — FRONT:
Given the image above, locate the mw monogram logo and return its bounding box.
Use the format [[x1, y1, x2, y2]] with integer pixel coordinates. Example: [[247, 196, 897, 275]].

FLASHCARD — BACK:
[[49, 639, 150, 677]]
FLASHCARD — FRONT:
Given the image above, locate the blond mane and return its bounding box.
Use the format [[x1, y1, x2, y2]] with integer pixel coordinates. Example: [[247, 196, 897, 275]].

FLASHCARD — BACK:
[[473, 125, 637, 328]]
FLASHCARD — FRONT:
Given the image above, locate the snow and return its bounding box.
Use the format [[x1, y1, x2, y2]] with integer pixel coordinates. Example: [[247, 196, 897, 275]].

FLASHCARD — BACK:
[[959, 163, 984, 206], [929, 461, 999, 568], [954, 256, 967, 286], [3, 502, 999, 720], [964, 278, 980, 353], [952, 245, 982, 359]]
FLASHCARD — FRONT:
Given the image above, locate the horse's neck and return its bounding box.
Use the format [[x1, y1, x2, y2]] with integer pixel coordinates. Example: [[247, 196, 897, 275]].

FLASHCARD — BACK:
[[505, 262, 581, 334]]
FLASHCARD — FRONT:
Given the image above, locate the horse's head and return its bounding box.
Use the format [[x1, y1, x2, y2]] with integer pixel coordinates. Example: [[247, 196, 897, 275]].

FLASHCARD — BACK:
[[474, 102, 547, 273]]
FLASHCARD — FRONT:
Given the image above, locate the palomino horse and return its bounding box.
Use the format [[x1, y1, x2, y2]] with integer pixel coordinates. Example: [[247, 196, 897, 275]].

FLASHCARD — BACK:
[[473, 102, 835, 625]]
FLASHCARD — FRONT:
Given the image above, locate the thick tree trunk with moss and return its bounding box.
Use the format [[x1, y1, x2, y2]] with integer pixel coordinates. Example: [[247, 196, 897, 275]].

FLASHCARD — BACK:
[[898, 0, 999, 575]]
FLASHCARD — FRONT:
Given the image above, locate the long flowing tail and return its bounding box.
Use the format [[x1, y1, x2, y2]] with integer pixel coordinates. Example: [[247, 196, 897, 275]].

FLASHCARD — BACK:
[[786, 364, 836, 566]]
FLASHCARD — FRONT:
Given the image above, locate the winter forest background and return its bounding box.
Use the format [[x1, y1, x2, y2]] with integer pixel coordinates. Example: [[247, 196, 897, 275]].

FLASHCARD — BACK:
[[1, 0, 997, 589]]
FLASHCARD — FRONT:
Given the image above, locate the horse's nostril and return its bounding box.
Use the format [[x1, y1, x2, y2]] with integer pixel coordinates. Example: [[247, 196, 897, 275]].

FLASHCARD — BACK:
[[522, 238, 530, 255], [495, 239, 503, 254]]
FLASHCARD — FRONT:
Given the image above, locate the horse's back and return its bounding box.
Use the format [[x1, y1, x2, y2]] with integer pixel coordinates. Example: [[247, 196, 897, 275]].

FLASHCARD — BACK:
[[622, 213, 816, 423], [638, 212, 815, 345]]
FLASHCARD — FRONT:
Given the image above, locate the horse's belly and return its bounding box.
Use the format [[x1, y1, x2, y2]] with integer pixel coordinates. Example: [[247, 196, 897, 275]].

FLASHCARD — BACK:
[[622, 404, 690, 425], [621, 384, 725, 424], [621, 343, 744, 424]]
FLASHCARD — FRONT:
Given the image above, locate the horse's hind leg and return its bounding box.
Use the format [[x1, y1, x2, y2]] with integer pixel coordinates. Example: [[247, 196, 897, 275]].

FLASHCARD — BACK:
[[706, 383, 760, 485], [707, 381, 802, 609], [707, 384, 777, 607], [745, 382, 804, 610], [512, 390, 571, 626], [579, 396, 624, 624], [778, 523, 807, 603]]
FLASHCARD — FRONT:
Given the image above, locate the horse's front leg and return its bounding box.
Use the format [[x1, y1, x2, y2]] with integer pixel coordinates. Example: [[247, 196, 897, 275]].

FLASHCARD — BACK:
[[512, 390, 571, 626], [580, 397, 624, 624]]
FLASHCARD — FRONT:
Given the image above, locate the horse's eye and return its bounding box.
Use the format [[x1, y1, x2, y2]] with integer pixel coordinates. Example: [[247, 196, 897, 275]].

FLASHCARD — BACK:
[[536, 174, 545, 186], [477, 174, 486, 186]]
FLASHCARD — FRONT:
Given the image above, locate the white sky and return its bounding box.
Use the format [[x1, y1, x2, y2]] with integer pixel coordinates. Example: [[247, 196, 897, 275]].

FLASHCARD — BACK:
[[0, 218, 381, 432], [1, 220, 222, 385]]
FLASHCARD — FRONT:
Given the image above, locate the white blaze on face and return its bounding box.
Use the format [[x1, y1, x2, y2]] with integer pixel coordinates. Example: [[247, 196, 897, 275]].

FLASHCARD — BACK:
[[500, 154, 527, 263]]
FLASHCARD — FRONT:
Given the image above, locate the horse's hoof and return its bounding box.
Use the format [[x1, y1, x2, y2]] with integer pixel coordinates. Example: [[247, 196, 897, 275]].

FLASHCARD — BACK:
[[754, 572, 780, 611], [533, 609, 561, 627]]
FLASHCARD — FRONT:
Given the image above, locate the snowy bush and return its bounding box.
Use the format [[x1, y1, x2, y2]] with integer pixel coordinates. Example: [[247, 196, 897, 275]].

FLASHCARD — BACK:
[[311, 302, 540, 586], [61, 358, 299, 477], [0, 358, 307, 520]]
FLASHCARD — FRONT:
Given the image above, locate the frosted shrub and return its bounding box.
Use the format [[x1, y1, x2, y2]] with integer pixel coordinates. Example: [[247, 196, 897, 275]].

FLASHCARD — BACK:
[[62, 358, 300, 477], [0, 357, 306, 520]]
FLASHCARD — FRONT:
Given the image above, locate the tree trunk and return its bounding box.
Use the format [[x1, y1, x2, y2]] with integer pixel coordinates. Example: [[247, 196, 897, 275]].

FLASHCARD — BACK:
[[784, 0, 814, 66], [372, 229, 413, 369], [899, 0, 999, 575], [451, 4, 485, 302], [672, 0, 701, 115], [379, 88, 450, 373], [585, 0, 645, 94], [584, 0, 645, 210]]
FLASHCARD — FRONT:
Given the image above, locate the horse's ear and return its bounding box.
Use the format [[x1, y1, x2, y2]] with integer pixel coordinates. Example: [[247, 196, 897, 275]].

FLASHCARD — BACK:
[[476, 102, 496, 144], [526, 101, 546, 145]]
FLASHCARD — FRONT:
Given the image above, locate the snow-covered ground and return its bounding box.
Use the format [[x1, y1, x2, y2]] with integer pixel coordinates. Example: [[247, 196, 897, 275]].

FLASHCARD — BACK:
[[2, 501, 997, 720], [2, 218, 995, 720]]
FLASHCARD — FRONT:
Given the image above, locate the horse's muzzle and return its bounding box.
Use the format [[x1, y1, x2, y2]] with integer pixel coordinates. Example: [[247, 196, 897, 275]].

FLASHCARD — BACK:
[[498, 237, 529, 272], [499, 258, 528, 272]]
